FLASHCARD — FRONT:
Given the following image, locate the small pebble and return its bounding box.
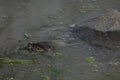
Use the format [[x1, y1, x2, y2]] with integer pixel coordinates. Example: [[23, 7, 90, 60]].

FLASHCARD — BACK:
[[93, 68, 99, 72], [92, 64, 98, 68], [88, 48, 93, 51], [108, 61, 119, 65], [59, 22, 63, 25], [2, 16, 8, 18], [69, 24, 76, 28]]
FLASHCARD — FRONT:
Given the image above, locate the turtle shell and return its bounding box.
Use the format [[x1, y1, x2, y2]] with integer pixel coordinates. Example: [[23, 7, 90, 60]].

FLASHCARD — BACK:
[[23, 42, 55, 52]]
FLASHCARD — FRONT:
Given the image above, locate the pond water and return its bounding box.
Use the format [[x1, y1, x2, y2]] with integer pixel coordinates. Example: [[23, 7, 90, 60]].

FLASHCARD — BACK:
[[0, 0, 120, 80]]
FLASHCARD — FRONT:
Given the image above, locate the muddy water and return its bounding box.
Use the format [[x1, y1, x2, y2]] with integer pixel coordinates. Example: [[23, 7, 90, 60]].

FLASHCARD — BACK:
[[0, 0, 120, 80]]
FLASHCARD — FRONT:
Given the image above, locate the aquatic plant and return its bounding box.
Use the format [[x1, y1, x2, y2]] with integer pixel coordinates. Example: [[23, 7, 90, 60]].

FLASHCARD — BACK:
[[41, 75, 51, 80], [80, 5, 100, 14], [47, 52, 63, 59], [47, 65, 62, 77], [86, 57, 95, 63], [24, 33, 32, 39], [0, 58, 33, 65]]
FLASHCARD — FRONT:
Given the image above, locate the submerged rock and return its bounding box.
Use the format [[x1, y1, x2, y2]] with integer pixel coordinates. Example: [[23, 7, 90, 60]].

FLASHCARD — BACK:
[[71, 26, 120, 49], [92, 9, 120, 31], [71, 9, 120, 49]]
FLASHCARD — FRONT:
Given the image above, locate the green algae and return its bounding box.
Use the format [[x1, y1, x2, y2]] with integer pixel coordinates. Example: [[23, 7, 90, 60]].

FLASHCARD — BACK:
[[0, 58, 33, 65], [86, 57, 95, 63]]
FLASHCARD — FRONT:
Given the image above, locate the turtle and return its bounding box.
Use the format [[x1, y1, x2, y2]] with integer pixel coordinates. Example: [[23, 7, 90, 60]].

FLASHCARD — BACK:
[[22, 42, 54, 53], [22, 40, 81, 53], [22, 40, 70, 53]]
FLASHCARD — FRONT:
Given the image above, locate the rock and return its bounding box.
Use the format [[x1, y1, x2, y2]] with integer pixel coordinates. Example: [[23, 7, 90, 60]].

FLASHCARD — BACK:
[[2, 16, 8, 19], [59, 22, 63, 25], [71, 9, 120, 49], [71, 26, 120, 49], [93, 9, 120, 31], [93, 68, 99, 72], [51, 40, 67, 49], [69, 24, 76, 28]]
